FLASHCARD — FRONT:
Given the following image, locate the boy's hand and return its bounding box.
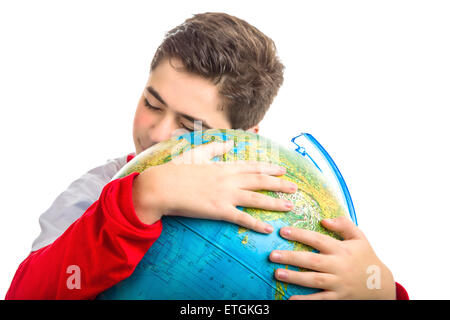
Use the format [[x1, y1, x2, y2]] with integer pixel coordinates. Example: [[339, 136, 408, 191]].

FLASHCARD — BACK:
[[269, 216, 397, 299], [132, 141, 297, 233]]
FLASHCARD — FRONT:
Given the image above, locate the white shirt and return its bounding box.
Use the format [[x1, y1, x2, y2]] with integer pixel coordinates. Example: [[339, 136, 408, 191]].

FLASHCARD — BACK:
[[31, 155, 130, 252]]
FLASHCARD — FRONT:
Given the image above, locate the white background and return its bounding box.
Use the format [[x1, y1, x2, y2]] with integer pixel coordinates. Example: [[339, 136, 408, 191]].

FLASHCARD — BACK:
[[1, 0, 449, 300]]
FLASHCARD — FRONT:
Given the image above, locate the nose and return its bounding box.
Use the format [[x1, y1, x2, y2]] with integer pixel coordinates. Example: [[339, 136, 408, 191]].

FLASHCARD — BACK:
[[148, 113, 179, 144]]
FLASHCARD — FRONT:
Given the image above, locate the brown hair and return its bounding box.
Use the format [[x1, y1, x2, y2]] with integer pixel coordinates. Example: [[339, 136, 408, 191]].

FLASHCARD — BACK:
[[150, 12, 285, 130]]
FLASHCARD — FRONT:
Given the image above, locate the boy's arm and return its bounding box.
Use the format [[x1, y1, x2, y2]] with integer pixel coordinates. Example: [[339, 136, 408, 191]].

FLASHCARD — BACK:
[[5, 172, 162, 300], [5, 141, 295, 299]]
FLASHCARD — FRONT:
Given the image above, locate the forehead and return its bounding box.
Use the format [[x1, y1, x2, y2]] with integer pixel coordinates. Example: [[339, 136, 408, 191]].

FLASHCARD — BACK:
[[146, 58, 230, 128]]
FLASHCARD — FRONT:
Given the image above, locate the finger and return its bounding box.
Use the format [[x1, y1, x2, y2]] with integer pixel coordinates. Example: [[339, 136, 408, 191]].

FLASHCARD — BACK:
[[270, 250, 334, 273], [274, 269, 336, 291], [279, 227, 341, 254], [174, 141, 234, 164], [236, 190, 294, 212], [289, 291, 337, 300], [225, 206, 274, 234], [321, 216, 364, 241], [239, 174, 298, 193], [204, 140, 235, 159], [230, 161, 287, 176]]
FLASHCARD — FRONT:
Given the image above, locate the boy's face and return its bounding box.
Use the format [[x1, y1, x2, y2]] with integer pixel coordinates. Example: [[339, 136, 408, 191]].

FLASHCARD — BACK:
[[132, 58, 233, 154]]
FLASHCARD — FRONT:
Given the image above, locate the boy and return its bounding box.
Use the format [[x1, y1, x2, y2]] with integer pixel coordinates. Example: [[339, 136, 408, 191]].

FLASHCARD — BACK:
[[6, 12, 408, 300]]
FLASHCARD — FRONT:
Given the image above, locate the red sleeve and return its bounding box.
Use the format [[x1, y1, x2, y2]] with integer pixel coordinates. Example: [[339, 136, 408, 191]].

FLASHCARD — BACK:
[[5, 172, 162, 300], [395, 282, 409, 300]]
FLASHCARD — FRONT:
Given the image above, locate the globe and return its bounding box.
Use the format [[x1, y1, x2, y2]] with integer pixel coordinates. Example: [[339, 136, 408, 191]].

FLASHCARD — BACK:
[[97, 129, 357, 300]]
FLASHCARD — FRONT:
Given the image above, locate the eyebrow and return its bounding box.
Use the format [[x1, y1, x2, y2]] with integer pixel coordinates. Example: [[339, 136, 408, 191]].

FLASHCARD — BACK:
[[146, 86, 212, 130]]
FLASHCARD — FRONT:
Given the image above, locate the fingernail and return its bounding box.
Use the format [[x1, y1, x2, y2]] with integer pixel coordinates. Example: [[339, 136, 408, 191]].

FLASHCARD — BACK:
[[285, 200, 294, 209], [281, 227, 291, 236], [290, 183, 298, 192], [276, 269, 288, 280], [265, 224, 274, 233], [271, 252, 281, 261]]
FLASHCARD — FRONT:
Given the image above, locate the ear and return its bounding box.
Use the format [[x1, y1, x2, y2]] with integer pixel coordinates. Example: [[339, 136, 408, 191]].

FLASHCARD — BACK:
[[245, 125, 260, 134]]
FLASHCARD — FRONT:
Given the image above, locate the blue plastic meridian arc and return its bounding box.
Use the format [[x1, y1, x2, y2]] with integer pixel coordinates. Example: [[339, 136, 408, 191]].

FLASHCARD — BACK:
[[291, 133, 358, 226]]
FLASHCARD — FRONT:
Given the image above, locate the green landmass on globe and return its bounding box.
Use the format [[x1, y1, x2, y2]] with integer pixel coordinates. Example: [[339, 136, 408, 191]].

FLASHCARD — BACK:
[[97, 129, 350, 300]]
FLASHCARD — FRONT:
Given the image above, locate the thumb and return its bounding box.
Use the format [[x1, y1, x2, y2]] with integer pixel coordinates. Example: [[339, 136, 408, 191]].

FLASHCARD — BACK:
[[173, 140, 234, 165], [321, 216, 363, 240]]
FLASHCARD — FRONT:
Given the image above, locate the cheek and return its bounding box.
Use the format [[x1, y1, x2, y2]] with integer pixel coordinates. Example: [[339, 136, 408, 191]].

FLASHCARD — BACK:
[[133, 105, 155, 132]]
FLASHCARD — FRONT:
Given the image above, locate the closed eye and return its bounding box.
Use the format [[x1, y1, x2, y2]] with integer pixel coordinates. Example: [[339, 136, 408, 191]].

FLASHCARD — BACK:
[[144, 97, 194, 131], [180, 122, 194, 131], [144, 97, 162, 112]]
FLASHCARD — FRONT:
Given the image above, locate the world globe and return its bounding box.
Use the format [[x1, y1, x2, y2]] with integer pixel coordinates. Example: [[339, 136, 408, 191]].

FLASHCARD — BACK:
[[97, 129, 357, 300]]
